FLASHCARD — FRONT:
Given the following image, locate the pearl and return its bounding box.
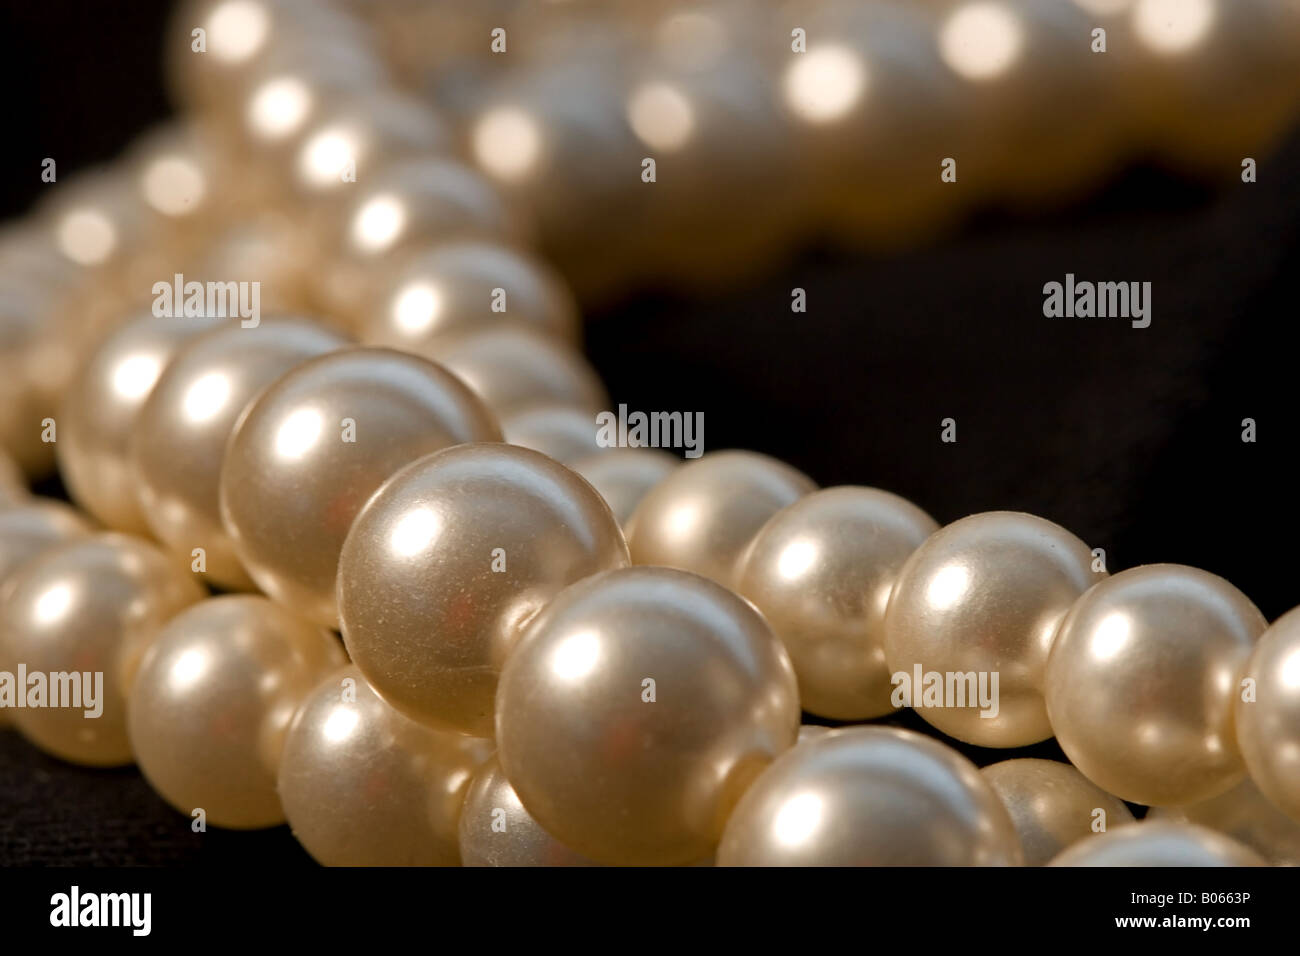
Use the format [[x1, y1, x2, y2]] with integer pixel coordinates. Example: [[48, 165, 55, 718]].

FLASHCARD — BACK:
[[0, 534, 205, 766], [1150, 777, 1300, 866], [1236, 605, 1300, 823], [1048, 821, 1265, 867], [626, 450, 816, 588], [221, 347, 502, 629], [1046, 564, 1266, 806], [279, 665, 493, 864], [183, 213, 321, 318], [737, 486, 938, 720], [127, 595, 345, 828], [459, 755, 599, 867], [569, 448, 680, 529], [501, 404, 607, 465], [353, 240, 579, 348], [882, 511, 1099, 747], [338, 442, 628, 736], [0, 499, 95, 587], [717, 727, 1022, 866], [980, 758, 1135, 866], [428, 326, 606, 418], [58, 313, 225, 535], [797, 724, 833, 744], [132, 318, 347, 591], [496, 566, 799, 865]]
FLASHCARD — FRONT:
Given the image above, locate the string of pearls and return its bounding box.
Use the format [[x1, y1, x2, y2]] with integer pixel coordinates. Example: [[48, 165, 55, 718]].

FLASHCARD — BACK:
[[2, 0, 1299, 866]]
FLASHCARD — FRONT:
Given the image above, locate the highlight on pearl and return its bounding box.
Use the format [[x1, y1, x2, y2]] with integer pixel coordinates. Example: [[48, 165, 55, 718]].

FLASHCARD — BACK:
[[0, 534, 205, 766], [338, 442, 628, 737], [279, 665, 493, 865], [496, 566, 800, 866], [1046, 564, 1266, 807], [1047, 821, 1266, 867], [1235, 605, 1300, 823], [883, 511, 1101, 747], [717, 727, 1023, 866], [736, 486, 939, 721], [127, 595, 346, 828]]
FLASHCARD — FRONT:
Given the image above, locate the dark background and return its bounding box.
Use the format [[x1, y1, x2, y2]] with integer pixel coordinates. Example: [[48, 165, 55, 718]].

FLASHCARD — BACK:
[[2, 1, 1298, 864]]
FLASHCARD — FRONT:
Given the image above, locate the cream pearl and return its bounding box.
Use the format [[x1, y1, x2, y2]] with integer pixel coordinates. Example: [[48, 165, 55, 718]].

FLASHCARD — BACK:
[[0, 499, 95, 587], [1048, 822, 1266, 867], [1236, 605, 1300, 822], [496, 566, 800, 866], [737, 486, 939, 720], [279, 665, 493, 865], [433, 326, 607, 418], [1047, 564, 1265, 807], [502, 403, 607, 465], [132, 318, 348, 591], [127, 596, 345, 828], [459, 755, 599, 867], [0, 534, 205, 766], [883, 511, 1101, 747], [980, 758, 1134, 866], [1150, 777, 1300, 866], [338, 442, 628, 736], [717, 727, 1023, 866], [58, 313, 225, 534], [626, 450, 816, 588], [570, 448, 680, 529], [221, 348, 502, 629], [354, 240, 580, 347]]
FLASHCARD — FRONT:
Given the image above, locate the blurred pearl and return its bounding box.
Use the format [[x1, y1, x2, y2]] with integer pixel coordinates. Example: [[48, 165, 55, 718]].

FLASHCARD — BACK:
[[502, 404, 606, 465], [354, 240, 579, 347], [1046, 564, 1265, 806], [627, 450, 816, 588], [132, 318, 347, 591], [738, 487, 938, 720], [1048, 821, 1265, 866], [717, 727, 1022, 866], [797, 724, 833, 744], [1151, 777, 1300, 866], [128, 595, 344, 828], [280, 665, 492, 864], [59, 313, 225, 534], [435, 326, 606, 417], [339, 442, 627, 736], [497, 566, 799, 865], [883, 511, 1101, 747], [182, 213, 320, 318], [0, 534, 205, 765], [981, 758, 1134, 866], [223, 348, 502, 629], [0, 499, 94, 588], [459, 755, 599, 867], [570, 448, 680, 529], [0, 449, 27, 508], [1236, 605, 1300, 822], [39, 169, 147, 274]]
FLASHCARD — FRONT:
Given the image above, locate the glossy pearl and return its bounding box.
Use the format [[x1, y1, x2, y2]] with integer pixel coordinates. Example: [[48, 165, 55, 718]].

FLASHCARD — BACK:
[[570, 448, 680, 529], [0, 499, 95, 587], [737, 487, 938, 720], [0, 449, 27, 508], [980, 758, 1134, 866], [339, 442, 628, 736], [434, 327, 607, 417], [883, 511, 1101, 747], [58, 313, 225, 534], [132, 319, 348, 591], [353, 240, 579, 347], [1150, 776, 1300, 866], [127, 595, 345, 828], [279, 665, 492, 865], [221, 347, 502, 629], [1048, 822, 1266, 867], [502, 404, 607, 465], [459, 755, 599, 867], [0, 534, 205, 765], [1046, 564, 1265, 806], [1236, 605, 1300, 822], [626, 450, 816, 588], [496, 566, 800, 865], [717, 727, 1022, 866]]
